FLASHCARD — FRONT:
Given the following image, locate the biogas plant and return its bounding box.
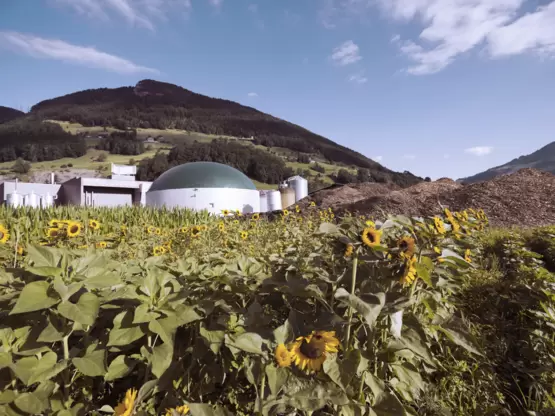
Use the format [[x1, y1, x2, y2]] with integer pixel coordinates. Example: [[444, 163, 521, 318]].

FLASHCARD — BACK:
[[0, 162, 308, 214]]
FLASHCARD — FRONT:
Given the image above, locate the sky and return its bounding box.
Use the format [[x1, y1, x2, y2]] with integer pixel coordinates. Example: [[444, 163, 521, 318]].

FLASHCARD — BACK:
[[1, 0, 555, 180]]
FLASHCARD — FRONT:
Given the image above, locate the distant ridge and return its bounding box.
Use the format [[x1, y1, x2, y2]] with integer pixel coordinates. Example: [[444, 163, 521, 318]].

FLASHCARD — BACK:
[[0, 106, 24, 124]]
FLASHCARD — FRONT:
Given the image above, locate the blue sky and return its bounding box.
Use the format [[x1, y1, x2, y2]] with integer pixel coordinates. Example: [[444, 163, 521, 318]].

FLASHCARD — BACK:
[[1, 0, 555, 180]]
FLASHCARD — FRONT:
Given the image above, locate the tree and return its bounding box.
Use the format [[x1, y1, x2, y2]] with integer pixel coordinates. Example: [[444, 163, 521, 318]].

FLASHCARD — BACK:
[[96, 152, 108, 162], [12, 158, 31, 174]]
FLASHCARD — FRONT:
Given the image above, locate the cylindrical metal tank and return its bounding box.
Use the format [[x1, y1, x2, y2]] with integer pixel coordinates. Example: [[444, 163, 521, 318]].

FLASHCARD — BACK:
[[267, 190, 282, 211], [280, 187, 295, 209], [259, 191, 268, 213], [24, 192, 39, 208], [42, 193, 54, 208], [287, 176, 309, 202], [6, 191, 22, 208]]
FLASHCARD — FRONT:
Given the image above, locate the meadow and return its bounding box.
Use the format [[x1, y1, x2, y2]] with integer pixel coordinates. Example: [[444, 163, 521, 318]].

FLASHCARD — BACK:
[[0, 205, 553, 415]]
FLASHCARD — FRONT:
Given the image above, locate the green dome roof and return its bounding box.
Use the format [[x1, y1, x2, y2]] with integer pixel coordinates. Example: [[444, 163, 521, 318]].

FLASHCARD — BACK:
[[148, 162, 257, 192]]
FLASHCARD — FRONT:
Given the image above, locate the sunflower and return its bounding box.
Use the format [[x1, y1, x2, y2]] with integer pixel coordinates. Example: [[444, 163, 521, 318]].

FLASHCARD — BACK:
[[295, 205, 300, 213], [433, 217, 446, 234], [218, 222, 225, 232], [233, 219, 239, 225], [0, 225, 10, 244], [397, 236, 415, 256], [444, 208, 454, 220], [464, 248, 472, 263], [153, 246, 162, 256], [282, 209, 290, 217], [191, 226, 201, 238], [361, 227, 381, 248], [221, 209, 231, 216], [155, 228, 162, 236], [147, 225, 156, 234], [400, 255, 418, 285], [165, 405, 190, 416], [16, 245, 24, 256], [289, 330, 340, 373], [240, 231, 248, 240], [447, 217, 460, 234], [49, 219, 63, 228], [89, 219, 100, 230], [120, 225, 128, 236], [180, 226, 189, 234], [434, 246, 442, 254], [67, 222, 82, 238], [47, 228, 60, 238], [344, 243, 354, 257], [114, 388, 137, 416], [235, 209, 242, 216], [96, 241, 107, 249], [365, 220, 375, 227], [275, 343, 292, 368], [252, 213, 260, 221], [309, 201, 316, 207]]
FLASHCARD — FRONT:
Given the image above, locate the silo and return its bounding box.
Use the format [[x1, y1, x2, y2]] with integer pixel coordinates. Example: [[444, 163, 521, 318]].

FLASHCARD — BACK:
[[6, 191, 22, 208], [267, 190, 282, 211], [41, 193, 54, 208], [287, 176, 309, 202], [24, 192, 39, 208], [280, 187, 295, 209], [259, 191, 269, 213]]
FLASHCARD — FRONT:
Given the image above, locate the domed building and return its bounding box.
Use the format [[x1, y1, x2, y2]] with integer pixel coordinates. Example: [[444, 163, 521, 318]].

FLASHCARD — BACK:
[[145, 162, 260, 214]]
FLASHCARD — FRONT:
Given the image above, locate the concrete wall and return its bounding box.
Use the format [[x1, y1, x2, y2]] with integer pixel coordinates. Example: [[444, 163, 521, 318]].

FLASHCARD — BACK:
[[84, 186, 134, 207], [146, 188, 261, 214], [60, 178, 82, 205]]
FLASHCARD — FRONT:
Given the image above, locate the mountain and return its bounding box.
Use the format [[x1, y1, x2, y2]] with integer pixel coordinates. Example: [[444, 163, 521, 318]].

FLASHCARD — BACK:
[[0, 106, 24, 124], [459, 141, 555, 183], [29, 80, 402, 169]]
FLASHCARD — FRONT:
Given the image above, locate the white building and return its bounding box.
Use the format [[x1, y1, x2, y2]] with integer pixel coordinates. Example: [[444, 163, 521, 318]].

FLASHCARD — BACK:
[[146, 162, 260, 214]]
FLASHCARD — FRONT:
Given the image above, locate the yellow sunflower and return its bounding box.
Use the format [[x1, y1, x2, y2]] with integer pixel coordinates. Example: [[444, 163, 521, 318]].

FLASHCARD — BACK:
[[165, 405, 190, 416], [344, 243, 354, 258], [447, 217, 460, 234], [16, 245, 24, 256], [218, 222, 225, 232], [282, 209, 290, 217], [191, 226, 202, 238], [67, 222, 82, 238], [289, 330, 340, 373], [309, 201, 316, 207], [365, 220, 375, 227], [235, 209, 242, 216], [295, 205, 300, 213], [464, 248, 472, 263], [179, 226, 189, 234], [233, 219, 239, 225], [155, 228, 162, 236], [49, 219, 63, 228], [252, 213, 260, 221], [153, 246, 162, 256], [433, 217, 446, 234], [444, 207, 454, 220], [47, 228, 60, 238], [275, 343, 292, 368], [361, 227, 382, 248], [240, 231, 248, 240], [397, 236, 415, 256], [147, 225, 156, 234], [96, 241, 107, 249], [0, 225, 10, 244], [400, 255, 418, 285], [89, 219, 100, 230], [221, 209, 231, 216], [434, 246, 442, 254], [114, 388, 137, 416]]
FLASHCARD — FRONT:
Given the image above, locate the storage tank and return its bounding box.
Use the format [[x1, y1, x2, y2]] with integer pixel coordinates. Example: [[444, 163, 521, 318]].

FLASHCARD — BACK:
[[41, 193, 55, 208], [24, 192, 39, 208], [6, 191, 22, 208], [267, 190, 282, 211], [259, 191, 268, 213], [280, 187, 295, 209], [287, 176, 309, 202]]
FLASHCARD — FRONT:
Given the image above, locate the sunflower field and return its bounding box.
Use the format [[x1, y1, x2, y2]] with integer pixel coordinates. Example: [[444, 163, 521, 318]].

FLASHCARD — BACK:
[[0, 204, 553, 416]]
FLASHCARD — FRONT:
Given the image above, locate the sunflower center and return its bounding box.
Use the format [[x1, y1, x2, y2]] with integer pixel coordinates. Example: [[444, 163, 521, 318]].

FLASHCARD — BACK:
[[0, 231, 4, 239], [399, 240, 408, 250], [366, 232, 375, 243], [70, 225, 78, 233], [299, 340, 324, 359]]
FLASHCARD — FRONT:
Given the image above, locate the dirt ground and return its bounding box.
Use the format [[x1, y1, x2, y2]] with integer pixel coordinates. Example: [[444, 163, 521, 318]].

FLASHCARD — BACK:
[[305, 169, 555, 228]]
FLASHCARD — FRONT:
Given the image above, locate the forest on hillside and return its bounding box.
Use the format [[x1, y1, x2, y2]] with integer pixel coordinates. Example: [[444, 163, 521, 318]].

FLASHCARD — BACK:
[[0, 118, 87, 163]]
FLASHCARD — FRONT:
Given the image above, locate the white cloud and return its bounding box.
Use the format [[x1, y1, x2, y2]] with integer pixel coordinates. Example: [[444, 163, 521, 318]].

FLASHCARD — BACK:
[[53, 0, 193, 30], [348, 72, 368, 84], [0, 31, 158, 74], [331, 40, 362, 66], [464, 146, 494, 156], [247, 92, 258, 97], [403, 154, 416, 160], [209, 0, 223, 8], [373, 156, 383, 162], [322, 0, 555, 75]]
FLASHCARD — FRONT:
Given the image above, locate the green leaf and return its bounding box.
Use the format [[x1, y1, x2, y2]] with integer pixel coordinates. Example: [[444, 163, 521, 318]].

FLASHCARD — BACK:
[[199, 327, 225, 354], [225, 332, 266, 356], [28, 352, 67, 385], [265, 365, 289, 396], [108, 325, 145, 347], [318, 222, 339, 234], [133, 304, 160, 324], [12, 356, 38, 385], [0, 352, 12, 368], [57, 292, 100, 326], [105, 355, 138, 381], [273, 320, 294, 345], [26, 266, 63, 278], [0, 390, 15, 404], [437, 327, 482, 356], [188, 404, 233, 416], [84, 272, 121, 289], [334, 288, 385, 328], [37, 316, 66, 343], [173, 304, 202, 326], [323, 350, 360, 391], [387, 329, 436, 368], [391, 362, 425, 400], [10, 281, 59, 315], [150, 343, 173, 378], [14, 392, 48, 414], [136, 379, 157, 404], [371, 392, 406, 416], [73, 349, 107, 377], [25, 244, 60, 268]]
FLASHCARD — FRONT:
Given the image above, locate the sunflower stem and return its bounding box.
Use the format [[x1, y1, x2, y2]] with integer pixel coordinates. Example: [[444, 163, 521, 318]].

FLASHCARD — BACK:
[[345, 255, 358, 350], [258, 367, 266, 414]]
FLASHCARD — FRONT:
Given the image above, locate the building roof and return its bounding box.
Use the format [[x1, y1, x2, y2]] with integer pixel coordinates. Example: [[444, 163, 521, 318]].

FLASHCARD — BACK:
[[148, 162, 257, 192]]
